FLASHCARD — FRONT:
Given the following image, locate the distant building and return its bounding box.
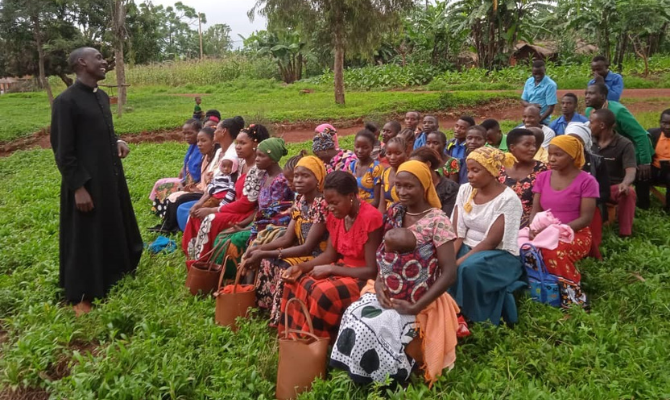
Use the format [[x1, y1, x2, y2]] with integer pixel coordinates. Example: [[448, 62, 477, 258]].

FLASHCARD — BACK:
[[511, 41, 598, 65]]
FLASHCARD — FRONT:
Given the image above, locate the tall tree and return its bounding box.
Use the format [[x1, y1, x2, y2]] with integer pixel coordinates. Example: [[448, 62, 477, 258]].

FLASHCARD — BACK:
[[250, 0, 415, 104], [111, 0, 127, 116], [204, 23, 232, 57]]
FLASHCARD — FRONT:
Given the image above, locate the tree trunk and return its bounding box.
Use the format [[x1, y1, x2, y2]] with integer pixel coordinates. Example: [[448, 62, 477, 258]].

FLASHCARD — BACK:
[[333, 11, 345, 105], [113, 0, 127, 116], [297, 53, 303, 81], [31, 15, 54, 107]]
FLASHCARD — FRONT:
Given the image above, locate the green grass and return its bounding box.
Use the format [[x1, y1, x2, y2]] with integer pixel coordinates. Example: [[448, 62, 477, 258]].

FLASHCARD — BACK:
[[2, 132, 670, 398], [0, 83, 518, 143]]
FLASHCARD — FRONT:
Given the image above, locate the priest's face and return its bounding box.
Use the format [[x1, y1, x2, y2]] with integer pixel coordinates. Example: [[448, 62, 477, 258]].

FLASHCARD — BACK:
[[81, 49, 108, 81]]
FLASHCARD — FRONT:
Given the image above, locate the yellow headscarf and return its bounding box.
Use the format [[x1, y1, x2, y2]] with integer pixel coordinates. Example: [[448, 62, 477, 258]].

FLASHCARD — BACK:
[[296, 155, 326, 191], [463, 147, 517, 213], [549, 135, 585, 168], [396, 160, 442, 209]]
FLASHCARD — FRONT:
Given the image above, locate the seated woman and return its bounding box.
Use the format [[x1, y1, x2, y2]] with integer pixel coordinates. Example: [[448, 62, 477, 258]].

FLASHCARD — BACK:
[[565, 122, 610, 260], [151, 127, 220, 233], [182, 125, 269, 259], [239, 156, 328, 325], [379, 136, 408, 214], [312, 125, 355, 173], [529, 136, 599, 308], [221, 138, 295, 269], [149, 118, 203, 216], [347, 129, 384, 207], [331, 161, 460, 385], [448, 147, 525, 325], [410, 147, 459, 216], [425, 130, 460, 183], [498, 128, 547, 228], [279, 172, 383, 341]]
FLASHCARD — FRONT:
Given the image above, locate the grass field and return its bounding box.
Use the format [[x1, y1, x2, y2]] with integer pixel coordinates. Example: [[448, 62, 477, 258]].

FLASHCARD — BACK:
[[1, 128, 670, 398], [0, 82, 521, 143]]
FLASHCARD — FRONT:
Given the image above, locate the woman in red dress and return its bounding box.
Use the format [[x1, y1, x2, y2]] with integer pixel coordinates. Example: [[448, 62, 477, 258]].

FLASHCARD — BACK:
[[279, 171, 383, 341]]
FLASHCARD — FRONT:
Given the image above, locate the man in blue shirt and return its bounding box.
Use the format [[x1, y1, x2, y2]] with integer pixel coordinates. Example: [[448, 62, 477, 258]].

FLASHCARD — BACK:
[[549, 93, 589, 135], [413, 115, 439, 150], [446, 115, 475, 160], [521, 59, 558, 125], [588, 55, 624, 102]]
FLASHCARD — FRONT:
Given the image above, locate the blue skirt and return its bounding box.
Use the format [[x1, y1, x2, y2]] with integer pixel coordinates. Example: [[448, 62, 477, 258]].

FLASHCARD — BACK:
[[177, 200, 198, 232], [448, 245, 525, 325]]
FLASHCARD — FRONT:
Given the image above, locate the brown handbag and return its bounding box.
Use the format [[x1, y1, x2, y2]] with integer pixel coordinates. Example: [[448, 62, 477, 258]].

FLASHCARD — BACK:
[[276, 298, 329, 400], [214, 268, 257, 331], [184, 240, 227, 296]]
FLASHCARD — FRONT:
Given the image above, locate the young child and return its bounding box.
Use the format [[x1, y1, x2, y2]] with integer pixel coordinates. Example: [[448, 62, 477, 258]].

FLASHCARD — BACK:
[[193, 97, 203, 120], [207, 155, 238, 207], [378, 121, 402, 167], [383, 227, 416, 254]]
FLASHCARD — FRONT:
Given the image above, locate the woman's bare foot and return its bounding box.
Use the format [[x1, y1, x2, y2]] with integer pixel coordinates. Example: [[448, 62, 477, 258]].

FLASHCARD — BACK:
[[73, 301, 92, 317]]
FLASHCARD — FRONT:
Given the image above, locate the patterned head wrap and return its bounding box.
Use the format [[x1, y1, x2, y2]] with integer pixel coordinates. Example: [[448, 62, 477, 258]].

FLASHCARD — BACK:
[[564, 122, 593, 153], [396, 160, 442, 209], [463, 147, 517, 213], [312, 131, 336, 153], [257, 137, 288, 162], [549, 135, 585, 168], [316, 123, 339, 148], [296, 155, 327, 191]]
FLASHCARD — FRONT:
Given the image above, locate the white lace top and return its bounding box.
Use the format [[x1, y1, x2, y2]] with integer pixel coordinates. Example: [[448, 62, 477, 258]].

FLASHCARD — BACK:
[[453, 184, 523, 256]]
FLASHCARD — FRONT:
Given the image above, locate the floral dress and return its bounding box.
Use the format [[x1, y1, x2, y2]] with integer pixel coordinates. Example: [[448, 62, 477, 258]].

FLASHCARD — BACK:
[[330, 204, 457, 383], [327, 149, 356, 173], [498, 161, 547, 228], [256, 195, 329, 326]]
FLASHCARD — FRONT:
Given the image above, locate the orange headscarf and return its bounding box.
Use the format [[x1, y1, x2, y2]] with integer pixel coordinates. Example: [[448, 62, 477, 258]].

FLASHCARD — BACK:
[[549, 135, 585, 168], [396, 160, 442, 209]]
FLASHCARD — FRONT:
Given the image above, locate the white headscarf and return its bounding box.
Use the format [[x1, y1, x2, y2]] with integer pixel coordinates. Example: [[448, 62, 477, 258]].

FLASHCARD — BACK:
[[565, 122, 593, 153]]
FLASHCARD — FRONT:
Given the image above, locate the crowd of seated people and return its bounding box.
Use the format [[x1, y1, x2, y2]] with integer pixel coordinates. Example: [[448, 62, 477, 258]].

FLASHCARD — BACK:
[[144, 57, 668, 387]]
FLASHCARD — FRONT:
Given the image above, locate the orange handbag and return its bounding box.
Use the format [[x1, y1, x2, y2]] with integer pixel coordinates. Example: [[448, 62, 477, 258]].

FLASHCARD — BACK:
[[184, 240, 227, 296], [214, 267, 257, 331], [276, 298, 329, 400]]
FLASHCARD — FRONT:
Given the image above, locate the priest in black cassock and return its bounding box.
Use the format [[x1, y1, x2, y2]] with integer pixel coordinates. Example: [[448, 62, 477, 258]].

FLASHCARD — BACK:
[[50, 47, 143, 316]]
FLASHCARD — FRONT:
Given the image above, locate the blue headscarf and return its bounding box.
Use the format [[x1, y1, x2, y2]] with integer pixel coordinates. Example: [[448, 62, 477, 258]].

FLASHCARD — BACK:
[[183, 144, 204, 183]]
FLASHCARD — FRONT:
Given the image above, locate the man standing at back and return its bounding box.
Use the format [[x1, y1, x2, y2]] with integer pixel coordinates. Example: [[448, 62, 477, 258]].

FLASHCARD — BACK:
[[588, 55, 624, 102], [521, 59, 558, 125], [585, 82, 653, 209], [50, 47, 143, 316]]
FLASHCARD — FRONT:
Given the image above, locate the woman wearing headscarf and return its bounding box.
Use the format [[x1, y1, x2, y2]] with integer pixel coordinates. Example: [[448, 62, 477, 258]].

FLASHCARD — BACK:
[[448, 147, 526, 325], [331, 161, 461, 386], [312, 126, 356, 173], [222, 137, 295, 270], [279, 171, 383, 341], [565, 122, 610, 259], [240, 156, 329, 325], [529, 136, 599, 308]]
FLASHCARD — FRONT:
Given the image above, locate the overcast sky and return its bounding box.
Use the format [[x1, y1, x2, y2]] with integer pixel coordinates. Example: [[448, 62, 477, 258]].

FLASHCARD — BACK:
[[152, 0, 268, 48]]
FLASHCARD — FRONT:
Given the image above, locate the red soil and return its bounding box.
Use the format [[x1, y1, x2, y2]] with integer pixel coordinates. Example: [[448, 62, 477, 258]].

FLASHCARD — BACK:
[[2, 88, 670, 157]]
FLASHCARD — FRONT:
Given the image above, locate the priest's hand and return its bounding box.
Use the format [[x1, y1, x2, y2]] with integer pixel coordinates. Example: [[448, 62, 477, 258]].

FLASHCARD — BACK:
[[117, 140, 130, 159], [74, 187, 94, 212]]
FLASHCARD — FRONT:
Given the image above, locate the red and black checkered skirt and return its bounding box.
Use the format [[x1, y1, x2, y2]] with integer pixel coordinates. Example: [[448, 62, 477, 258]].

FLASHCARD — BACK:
[[278, 275, 366, 343]]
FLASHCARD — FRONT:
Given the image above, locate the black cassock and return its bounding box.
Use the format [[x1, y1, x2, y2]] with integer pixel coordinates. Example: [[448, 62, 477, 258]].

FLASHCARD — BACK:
[[50, 80, 143, 303]]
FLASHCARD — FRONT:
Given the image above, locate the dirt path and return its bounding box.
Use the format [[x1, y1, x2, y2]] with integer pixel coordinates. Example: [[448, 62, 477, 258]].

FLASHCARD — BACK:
[[2, 88, 670, 157]]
